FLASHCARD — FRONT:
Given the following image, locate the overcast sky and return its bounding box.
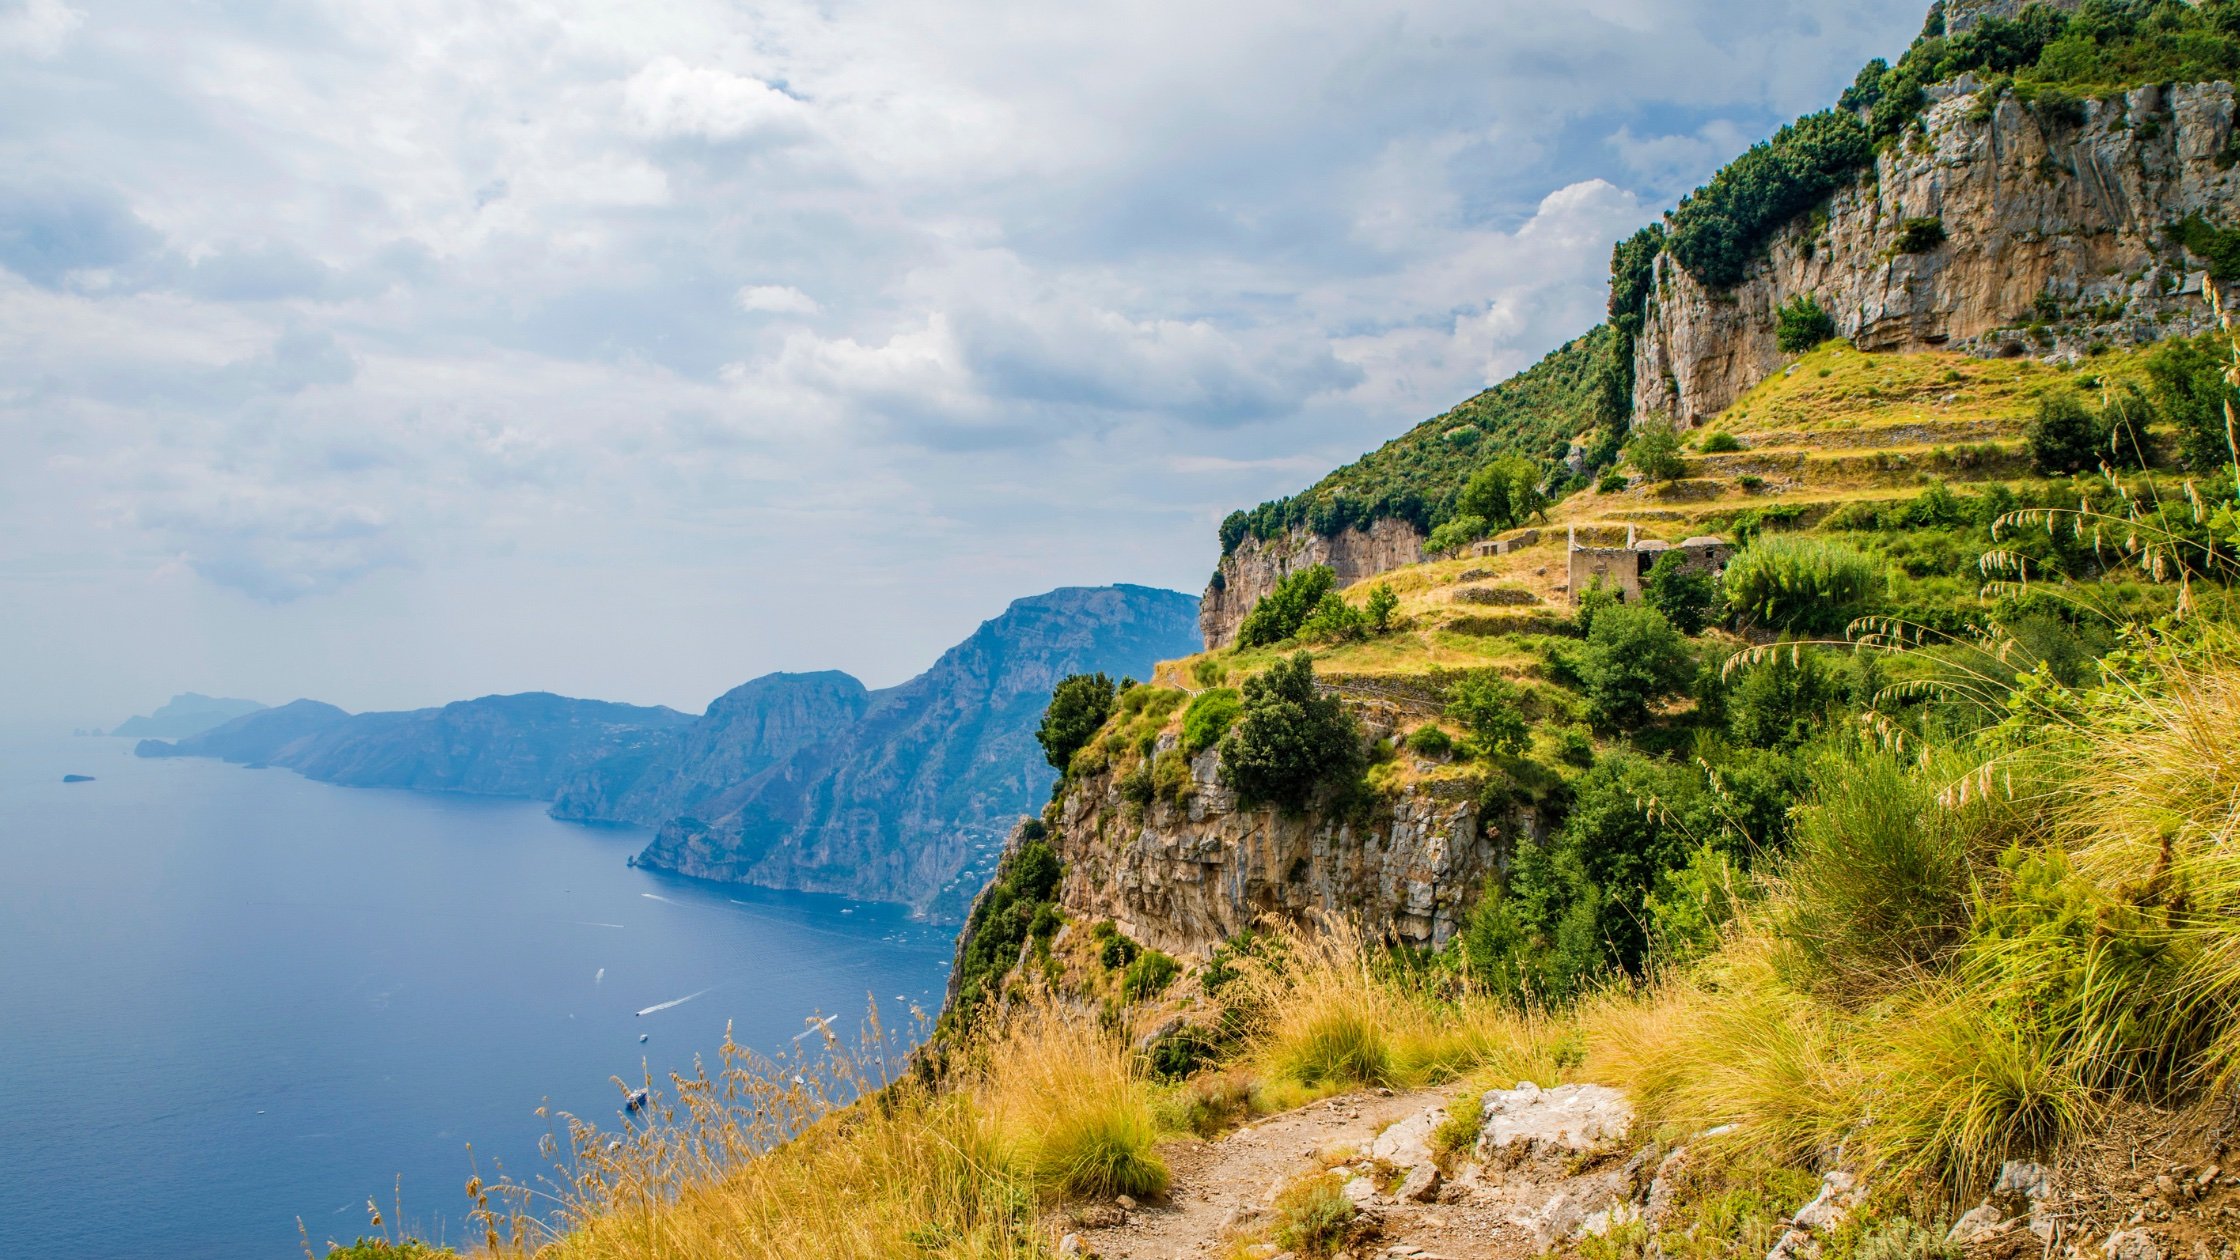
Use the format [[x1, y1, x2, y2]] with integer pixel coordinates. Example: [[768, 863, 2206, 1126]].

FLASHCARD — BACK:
[[0, 0, 1925, 727]]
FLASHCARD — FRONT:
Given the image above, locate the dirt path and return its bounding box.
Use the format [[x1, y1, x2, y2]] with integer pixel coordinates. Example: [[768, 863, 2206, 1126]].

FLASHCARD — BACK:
[[1063, 1086, 1608, 1260]]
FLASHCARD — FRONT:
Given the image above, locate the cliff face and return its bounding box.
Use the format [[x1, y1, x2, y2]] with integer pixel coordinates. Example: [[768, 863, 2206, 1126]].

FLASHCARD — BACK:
[[1200, 518, 1424, 649], [548, 671, 871, 827], [635, 585, 1203, 917], [1634, 80, 2240, 428], [1044, 738, 1538, 961]]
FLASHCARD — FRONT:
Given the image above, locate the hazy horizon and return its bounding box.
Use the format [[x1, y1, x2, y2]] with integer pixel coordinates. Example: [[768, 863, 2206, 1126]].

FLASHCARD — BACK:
[[0, 0, 1926, 728]]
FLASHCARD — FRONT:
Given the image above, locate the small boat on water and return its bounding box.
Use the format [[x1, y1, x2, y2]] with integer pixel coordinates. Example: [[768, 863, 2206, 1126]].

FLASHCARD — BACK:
[[638, 1033, 648, 1043], [625, 1088, 650, 1112]]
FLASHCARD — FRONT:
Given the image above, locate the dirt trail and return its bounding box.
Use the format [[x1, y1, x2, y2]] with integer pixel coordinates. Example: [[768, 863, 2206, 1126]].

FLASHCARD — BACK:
[[1064, 1086, 1621, 1260]]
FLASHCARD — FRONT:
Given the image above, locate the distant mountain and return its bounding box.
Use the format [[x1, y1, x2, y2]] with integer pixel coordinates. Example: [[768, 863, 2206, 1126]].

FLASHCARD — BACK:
[[136, 694, 693, 799], [130, 584, 1200, 918], [109, 693, 268, 739], [627, 584, 1201, 917]]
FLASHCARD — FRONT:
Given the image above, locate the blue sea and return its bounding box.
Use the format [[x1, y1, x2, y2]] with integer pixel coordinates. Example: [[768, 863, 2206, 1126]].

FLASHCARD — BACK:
[[0, 734, 958, 1259]]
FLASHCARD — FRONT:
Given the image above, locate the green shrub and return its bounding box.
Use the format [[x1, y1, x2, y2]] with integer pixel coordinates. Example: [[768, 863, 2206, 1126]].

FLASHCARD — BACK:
[[1778, 750, 1975, 993], [948, 839, 1067, 1020], [1457, 454, 1548, 532], [1366, 583, 1400, 633], [1150, 748, 1193, 804], [1894, 217, 1947, 253], [2026, 391, 2103, 474], [1444, 669, 1530, 757], [1273, 1173, 1369, 1258], [1578, 603, 1694, 730], [1123, 949, 1180, 1000], [1216, 652, 1366, 813], [2100, 382, 2159, 470], [1627, 419, 1687, 481], [1699, 430, 1745, 453], [2145, 335, 2240, 473], [1597, 470, 1629, 494], [1553, 724, 1595, 767], [1643, 549, 1718, 635], [1038, 673, 1116, 772], [1426, 513, 1489, 555], [326, 1243, 459, 1260], [1093, 921, 1142, 970], [1723, 535, 1880, 634], [2171, 212, 2240, 284], [1665, 110, 1873, 289], [1406, 725, 1454, 758], [1729, 645, 1841, 750], [1300, 592, 1368, 644], [1180, 687, 1242, 756], [1737, 473, 1767, 492], [1774, 295, 1836, 353], [1237, 566, 1337, 647]]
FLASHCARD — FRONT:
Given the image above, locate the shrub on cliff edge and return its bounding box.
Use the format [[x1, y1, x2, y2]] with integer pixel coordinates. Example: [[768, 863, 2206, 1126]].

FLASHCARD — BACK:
[[1217, 652, 1365, 813]]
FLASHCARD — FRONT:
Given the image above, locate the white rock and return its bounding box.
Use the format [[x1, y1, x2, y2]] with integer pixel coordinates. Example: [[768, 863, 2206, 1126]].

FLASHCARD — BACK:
[[2105, 1229, 2165, 1260], [1474, 1082, 1632, 1169], [1371, 1107, 1444, 1169], [1396, 1163, 1441, 1204]]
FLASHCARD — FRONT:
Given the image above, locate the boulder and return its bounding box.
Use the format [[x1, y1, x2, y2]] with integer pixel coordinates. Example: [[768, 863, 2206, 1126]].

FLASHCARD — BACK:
[[1473, 1082, 1632, 1170]]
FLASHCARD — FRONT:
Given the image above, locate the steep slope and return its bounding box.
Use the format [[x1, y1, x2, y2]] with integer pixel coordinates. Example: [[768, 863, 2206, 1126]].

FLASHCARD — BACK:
[[636, 584, 1202, 916], [548, 671, 872, 826], [108, 693, 267, 738]]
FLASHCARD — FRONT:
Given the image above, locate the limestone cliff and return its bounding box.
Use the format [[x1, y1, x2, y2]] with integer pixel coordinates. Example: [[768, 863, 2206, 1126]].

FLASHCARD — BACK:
[[1043, 730, 1539, 961], [1200, 518, 1424, 649], [1635, 80, 2240, 427]]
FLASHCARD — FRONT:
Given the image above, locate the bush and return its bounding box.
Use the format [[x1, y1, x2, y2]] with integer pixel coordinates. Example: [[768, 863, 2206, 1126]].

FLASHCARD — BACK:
[[1365, 583, 1399, 633], [1597, 470, 1629, 494], [1237, 565, 1337, 647], [1699, 430, 1745, 453], [1123, 949, 1180, 1000], [1666, 110, 1874, 289], [1179, 687, 1242, 756], [2146, 335, 2240, 473], [1729, 645, 1841, 750], [1405, 725, 1454, 758], [1895, 216, 1947, 253], [1777, 749, 1976, 994], [1217, 652, 1366, 812], [1774, 295, 1836, 353], [1300, 592, 1368, 644], [1093, 920, 1141, 970], [2101, 382, 2159, 470], [2026, 391, 2103, 475], [1627, 419, 1687, 481], [1723, 534, 1880, 634], [948, 839, 1066, 1018], [1037, 673, 1116, 772], [1273, 1173, 1371, 1258], [1643, 549, 1718, 635], [1444, 669, 1530, 757], [1578, 603, 1694, 730], [1426, 513, 1489, 555]]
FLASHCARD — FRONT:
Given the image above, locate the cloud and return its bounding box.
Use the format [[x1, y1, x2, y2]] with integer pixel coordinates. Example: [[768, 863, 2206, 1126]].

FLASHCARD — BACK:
[[0, 0, 81, 59], [736, 284, 819, 315], [178, 241, 341, 303], [0, 184, 160, 287], [623, 58, 811, 143]]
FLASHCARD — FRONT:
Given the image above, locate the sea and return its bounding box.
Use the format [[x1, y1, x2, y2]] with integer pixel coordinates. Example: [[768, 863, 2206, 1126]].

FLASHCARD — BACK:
[[0, 733, 959, 1259]]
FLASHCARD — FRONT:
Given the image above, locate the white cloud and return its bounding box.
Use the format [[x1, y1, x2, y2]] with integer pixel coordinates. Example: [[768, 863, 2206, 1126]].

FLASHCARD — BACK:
[[736, 284, 819, 315], [623, 57, 811, 143], [0, 0, 80, 59]]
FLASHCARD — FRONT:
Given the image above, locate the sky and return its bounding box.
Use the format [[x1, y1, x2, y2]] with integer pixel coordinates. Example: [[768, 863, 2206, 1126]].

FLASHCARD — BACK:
[[0, 0, 1929, 728]]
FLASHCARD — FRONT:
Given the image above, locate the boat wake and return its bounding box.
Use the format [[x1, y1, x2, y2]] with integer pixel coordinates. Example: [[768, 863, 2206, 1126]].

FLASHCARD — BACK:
[[635, 986, 714, 1017]]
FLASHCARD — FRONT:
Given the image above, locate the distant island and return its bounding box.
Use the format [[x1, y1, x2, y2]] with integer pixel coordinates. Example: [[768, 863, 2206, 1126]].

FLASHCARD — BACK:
[[107, 693, 268, 739], [61, 774, 94, 783]]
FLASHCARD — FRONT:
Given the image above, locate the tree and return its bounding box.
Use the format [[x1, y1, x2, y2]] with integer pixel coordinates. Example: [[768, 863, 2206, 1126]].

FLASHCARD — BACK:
[[1775, 295, 1836, 352], [1577, 603, 1693, 730], [1458, 455, 1547, 532], [1729, 644, 1840, 749], [2101, 383, 2158, 470], [2027, 391, 2104, 475], [2146, 337, 2237, 474], [1217, 652, 1366, 812], [1626, 419, 1687, 481], [1366, 584, 1400, 633], [1642, 549, 1718, 635], [1236, 566, 1336, 647], [1444, 670, 1530, 757], [1300, 592, 1367, 643], [1036, 673, 1115, 772]]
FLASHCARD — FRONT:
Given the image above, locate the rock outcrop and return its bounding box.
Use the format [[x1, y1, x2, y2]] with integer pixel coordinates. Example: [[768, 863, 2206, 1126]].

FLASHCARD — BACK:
[[1044, 732, 1535, 959], [1200, 518, 1424, 649], [109, 693, 267, 739], [1635, 80, 2240, 427]]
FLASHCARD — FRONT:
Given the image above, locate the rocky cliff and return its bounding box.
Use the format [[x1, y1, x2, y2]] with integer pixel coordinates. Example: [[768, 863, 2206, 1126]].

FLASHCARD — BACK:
[[635, 585, 1203, 917], [1635, 79, 2240, 427], [1199, 517, 1424, 649]]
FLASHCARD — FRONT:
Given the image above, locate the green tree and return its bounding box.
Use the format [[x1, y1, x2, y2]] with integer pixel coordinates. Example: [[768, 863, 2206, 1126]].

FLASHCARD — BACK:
[[1444, 669, 1530, 757], [2101, 383, 2158, 470], [1578, 603, 1693, 730], [1301, 592, 1368, 643], [1774, 294, 1836, 352], [1036, 673, 1115, 772], [1236, 566, 1337, 647], [1217, 652, 1366, 812], [1365, 584, 1399, 633], [1180, 687, 1242, 756], [1642, 549, 1718, 635], [1729, 645, 1840, 750], [1626, 420, 1687, 481], [2146, 337, 2237, 474], [2027, 391, 2104, 475], [1457, 454, 1547, 532]]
